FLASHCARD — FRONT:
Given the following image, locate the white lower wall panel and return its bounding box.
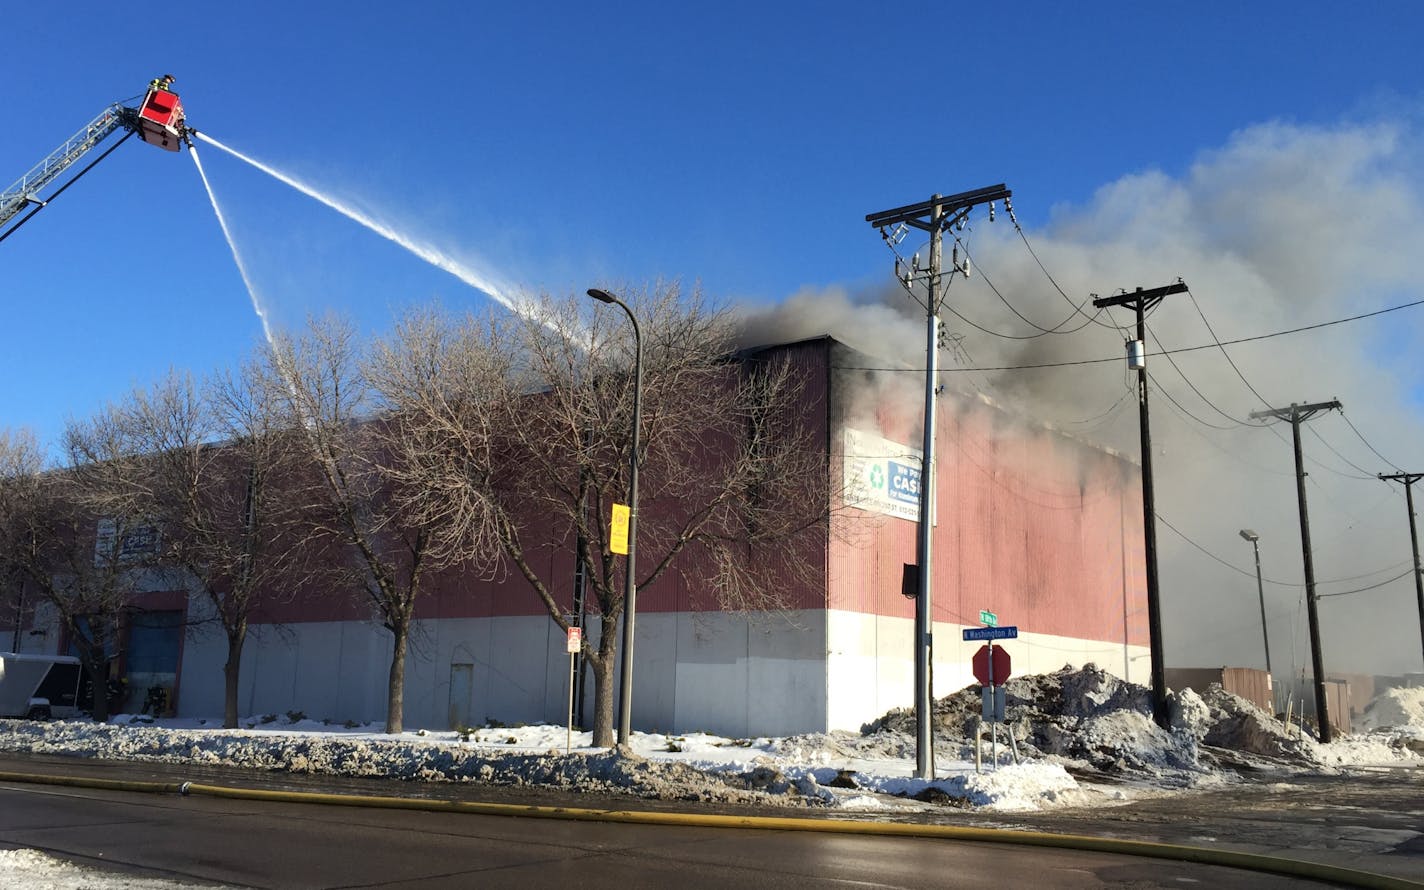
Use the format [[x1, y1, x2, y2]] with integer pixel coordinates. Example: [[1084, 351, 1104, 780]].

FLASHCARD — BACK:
[[175, 607, 1141, 736]]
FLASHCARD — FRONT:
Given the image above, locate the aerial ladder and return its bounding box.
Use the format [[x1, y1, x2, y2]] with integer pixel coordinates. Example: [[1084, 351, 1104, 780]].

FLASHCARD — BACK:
[[0, 78, 190, 244]]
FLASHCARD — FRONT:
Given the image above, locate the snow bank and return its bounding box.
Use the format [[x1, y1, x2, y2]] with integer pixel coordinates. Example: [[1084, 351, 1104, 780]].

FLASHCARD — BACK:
[[0, 718, 803, 807], [1358, 686, 1424, 732], [0, 666, 1416, 814]]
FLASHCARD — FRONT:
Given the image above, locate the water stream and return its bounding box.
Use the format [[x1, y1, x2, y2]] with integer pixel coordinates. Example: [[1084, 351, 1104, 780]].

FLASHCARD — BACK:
[[189, 142, 279, 349], [192, 131, 516, 313]]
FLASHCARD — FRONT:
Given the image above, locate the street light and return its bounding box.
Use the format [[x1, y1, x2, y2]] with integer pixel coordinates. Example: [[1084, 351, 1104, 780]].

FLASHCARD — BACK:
[[1239, 529, 1273, 683], [587, 288, 643, 748]]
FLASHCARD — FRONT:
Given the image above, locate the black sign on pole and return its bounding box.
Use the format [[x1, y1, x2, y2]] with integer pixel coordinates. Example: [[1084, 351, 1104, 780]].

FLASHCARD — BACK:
[[901, 563, 918, 599]]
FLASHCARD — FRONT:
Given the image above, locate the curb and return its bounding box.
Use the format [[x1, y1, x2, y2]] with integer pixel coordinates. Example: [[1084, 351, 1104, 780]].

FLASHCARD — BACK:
[[1, 770, 1418, 890]]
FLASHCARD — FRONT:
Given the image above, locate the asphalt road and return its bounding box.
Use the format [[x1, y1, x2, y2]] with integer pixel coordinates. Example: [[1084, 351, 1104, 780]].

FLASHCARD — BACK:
[[0, 754, 1420, 888], [0, 778, 1328, 890], [999, 763, 1424, 883]]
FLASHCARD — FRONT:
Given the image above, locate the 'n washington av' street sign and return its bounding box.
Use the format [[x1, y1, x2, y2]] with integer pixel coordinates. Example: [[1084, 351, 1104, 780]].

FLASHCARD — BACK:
[[962, 625, 1018, 641]]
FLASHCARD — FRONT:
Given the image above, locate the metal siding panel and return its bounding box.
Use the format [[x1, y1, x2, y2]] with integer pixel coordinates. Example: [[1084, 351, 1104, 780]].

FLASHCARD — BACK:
[[830, 384, 1146, 650]]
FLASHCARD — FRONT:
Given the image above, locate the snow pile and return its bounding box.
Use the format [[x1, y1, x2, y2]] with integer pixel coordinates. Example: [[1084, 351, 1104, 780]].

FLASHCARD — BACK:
[[1313, 730, 1424, 766], [0, 849, 230, 890], [1189, 685, 1319, 760], [0, 718, 805, 807], [865, 664, 1208, 778], [1358, 686, 1424, 734], [1324, 685, 1424, 762], [860, 664, 1424, 779]]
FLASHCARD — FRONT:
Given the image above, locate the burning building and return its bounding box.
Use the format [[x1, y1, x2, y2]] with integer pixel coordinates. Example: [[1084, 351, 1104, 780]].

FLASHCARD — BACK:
[[11, 337, 1147, 736]]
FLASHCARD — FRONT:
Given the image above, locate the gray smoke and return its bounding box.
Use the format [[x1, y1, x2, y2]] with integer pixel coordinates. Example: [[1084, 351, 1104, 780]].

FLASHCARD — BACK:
[[741, 116, 1424, 683]]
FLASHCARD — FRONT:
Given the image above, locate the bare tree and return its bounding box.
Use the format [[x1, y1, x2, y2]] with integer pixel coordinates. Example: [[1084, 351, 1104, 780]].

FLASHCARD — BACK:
[[0, 423, 157, 721], [270, 315, 458, 734], [370, 286, 831, 748], [0, 429, 45, 651], [84, 355, 312, 728]]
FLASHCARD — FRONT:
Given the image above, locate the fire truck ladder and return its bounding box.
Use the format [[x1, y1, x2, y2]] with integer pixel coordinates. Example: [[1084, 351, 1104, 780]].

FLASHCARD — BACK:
[[0, 104, 141, 244]]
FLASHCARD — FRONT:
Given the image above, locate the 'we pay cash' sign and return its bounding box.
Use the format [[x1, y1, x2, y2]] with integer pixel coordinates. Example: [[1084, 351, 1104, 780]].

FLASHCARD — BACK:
[[843, 428, 924, 522]]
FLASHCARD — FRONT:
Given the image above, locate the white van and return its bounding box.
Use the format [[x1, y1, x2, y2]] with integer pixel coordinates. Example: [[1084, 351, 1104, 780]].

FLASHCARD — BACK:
[[0, 653, 83, 719]]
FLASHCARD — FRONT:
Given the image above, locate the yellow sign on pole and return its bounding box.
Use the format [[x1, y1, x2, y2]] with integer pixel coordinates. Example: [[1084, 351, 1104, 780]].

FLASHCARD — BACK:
[[610, 503, 630, 555]]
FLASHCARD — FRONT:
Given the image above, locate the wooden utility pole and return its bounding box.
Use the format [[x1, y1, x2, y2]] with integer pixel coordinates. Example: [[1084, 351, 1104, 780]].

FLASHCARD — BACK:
[[1378, 472, 1424, 670], [866, 184, 1010, 778], [1249, 400, 1342, 742], [1092, 281, 1187, 730]]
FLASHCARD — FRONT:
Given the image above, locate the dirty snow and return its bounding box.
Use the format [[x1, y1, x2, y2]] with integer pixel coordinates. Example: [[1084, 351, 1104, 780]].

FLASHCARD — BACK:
[[0, 666, 1417, 817], [1359, 686, 1424, 736], [0, 849, 237, 889]]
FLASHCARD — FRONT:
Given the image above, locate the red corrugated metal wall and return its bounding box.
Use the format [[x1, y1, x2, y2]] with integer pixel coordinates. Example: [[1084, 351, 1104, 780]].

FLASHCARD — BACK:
[[245, 336, 1142, 642], [829, 355, 1148, 647]]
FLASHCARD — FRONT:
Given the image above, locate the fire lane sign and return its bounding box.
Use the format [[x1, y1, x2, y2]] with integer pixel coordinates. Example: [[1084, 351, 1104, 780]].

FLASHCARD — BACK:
[[963, 625, 1018, 641]]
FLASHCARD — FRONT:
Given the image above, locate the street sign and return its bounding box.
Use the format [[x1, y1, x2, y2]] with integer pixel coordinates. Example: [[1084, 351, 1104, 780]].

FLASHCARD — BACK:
[[979, 609, 997, 627], [972, 644, 1012, 685], [566, 626, 582, 654], [963, 625, 1018, 641]]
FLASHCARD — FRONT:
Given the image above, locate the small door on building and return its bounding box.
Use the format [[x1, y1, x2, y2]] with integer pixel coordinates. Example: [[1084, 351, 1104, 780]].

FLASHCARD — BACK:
[[449, 663, 473, 730]]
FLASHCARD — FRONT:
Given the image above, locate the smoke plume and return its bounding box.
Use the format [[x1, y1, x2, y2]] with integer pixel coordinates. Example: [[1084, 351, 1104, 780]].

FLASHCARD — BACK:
[[742, 115, 1424, 682]]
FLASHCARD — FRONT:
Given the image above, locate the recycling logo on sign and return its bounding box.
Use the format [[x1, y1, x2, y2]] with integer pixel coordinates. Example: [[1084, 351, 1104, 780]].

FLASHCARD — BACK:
[[867, 463, 886, 491]]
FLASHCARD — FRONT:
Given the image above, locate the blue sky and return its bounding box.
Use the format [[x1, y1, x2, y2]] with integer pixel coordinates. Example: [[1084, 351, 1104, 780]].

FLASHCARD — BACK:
[[5, 3, 1424, 672], [4, 2, 1419, 446]]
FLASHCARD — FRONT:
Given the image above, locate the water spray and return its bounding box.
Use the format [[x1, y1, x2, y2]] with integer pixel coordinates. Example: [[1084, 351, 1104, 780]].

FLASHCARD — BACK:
[[190, 142, 307, 415], [191, 131, 517, 313], [189, 143, 278, 350]]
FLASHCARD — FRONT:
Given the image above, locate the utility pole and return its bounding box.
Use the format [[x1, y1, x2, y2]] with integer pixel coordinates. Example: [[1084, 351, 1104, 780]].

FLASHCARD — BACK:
[[1249, 400, 1342, 742], [866, 184, 1010, 779], [1378, 472, 1424, 670], [1092, 281, 1187, 730]]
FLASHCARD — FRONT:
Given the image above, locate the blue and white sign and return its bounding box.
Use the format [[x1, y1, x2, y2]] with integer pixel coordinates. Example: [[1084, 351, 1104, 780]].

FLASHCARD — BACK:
[[963, 625, 1019, 641], [886, 460, 921, 506], [842, 428, 925, 523]]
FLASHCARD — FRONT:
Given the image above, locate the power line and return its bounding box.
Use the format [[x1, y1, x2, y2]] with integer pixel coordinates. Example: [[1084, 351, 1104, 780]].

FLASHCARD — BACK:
[[1316, 568, 1415, 598], [953, 236, 1104, 336], [1341, 410, 1403, 474], [1146, 369, 1240, 431], [1058, 386, 1133, 430], [1154, 511, 1410, 588], [1305, 423, 1381, 480], [1011, 223, 1118, 330], [830, 297, 1424, 373], [1143, 323, 1259, 427], [1182, 287, 1278, 411], [885, 234, 1099, 341], [1183, 287, 1397, 480], [1264, 422, 1373, 484], [1158, 398, 1294, 477]]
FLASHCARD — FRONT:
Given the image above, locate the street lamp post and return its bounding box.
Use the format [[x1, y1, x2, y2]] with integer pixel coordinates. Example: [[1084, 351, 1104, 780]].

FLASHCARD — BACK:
[[1239, 529, 1273, 683], [587, 288, 643, 748]]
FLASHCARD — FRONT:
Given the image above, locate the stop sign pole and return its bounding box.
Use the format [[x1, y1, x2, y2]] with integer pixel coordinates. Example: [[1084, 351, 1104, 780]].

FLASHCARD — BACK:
[[967, 626, 1017, 771]]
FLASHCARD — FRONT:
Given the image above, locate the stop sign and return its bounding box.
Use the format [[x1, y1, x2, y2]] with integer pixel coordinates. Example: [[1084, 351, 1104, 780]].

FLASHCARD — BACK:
[[972, 644, 1011, 685]]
